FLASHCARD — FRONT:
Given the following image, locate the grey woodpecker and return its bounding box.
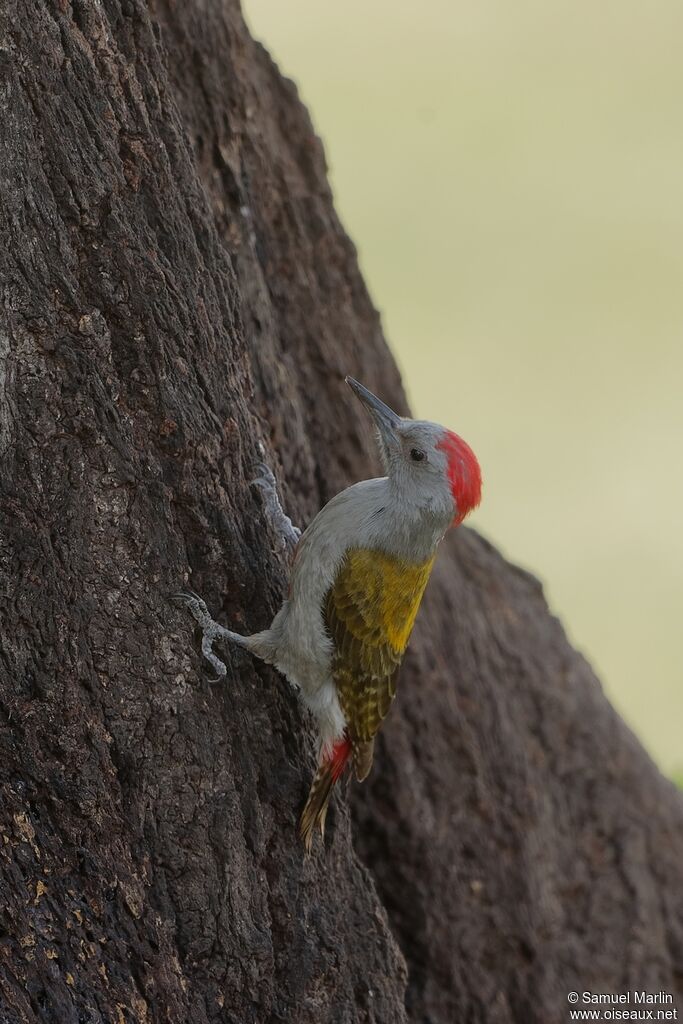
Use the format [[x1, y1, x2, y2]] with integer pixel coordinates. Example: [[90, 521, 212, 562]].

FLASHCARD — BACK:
[[175, 376, 482, 851]]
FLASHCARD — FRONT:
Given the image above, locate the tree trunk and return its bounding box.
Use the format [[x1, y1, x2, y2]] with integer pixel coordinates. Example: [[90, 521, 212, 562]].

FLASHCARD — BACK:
[[0, 2, 681, 1023]]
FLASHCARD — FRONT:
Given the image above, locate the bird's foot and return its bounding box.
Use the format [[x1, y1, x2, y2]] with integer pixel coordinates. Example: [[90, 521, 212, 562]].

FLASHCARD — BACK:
[[250, 462, 301, 553], [172, 590, 234, 681]]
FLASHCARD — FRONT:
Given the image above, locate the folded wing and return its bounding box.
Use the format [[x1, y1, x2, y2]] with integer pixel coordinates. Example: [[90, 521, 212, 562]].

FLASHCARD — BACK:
[[324, 547, 435, 778]]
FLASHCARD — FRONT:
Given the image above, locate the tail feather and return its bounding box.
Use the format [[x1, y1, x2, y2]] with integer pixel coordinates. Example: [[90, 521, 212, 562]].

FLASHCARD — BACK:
[[352, 739, 374, 782], [299, 735, 351, 853], [299, 762, 337, 854]]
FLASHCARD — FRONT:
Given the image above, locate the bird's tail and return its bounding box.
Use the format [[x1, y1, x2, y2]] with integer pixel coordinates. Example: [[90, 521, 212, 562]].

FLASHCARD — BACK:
[[299, 735, 351, 853], [352, 739, 374, 782]]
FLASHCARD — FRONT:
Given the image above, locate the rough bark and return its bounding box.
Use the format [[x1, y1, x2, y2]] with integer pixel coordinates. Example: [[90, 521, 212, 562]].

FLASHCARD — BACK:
[[0, 2, 681, 1023]]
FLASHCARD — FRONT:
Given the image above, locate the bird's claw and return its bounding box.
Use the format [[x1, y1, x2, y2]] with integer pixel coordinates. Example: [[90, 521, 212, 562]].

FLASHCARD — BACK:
[[250, 462, 277, 491], [171, 590, 229, 681], [171, 590, 210, 622], [250, 461, 301, 551]]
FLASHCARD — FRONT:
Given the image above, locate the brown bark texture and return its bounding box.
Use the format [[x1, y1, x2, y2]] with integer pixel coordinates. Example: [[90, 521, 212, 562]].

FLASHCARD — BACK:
[[0, 1, 681, 1022]]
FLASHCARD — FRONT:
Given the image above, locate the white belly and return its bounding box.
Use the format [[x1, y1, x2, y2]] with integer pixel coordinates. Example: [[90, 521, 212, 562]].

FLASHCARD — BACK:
[[270, 602, 344, 755]]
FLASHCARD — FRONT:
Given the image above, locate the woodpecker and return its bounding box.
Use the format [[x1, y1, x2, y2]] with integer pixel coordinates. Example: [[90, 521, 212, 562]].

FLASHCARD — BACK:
[[175, 376, 481, 851]]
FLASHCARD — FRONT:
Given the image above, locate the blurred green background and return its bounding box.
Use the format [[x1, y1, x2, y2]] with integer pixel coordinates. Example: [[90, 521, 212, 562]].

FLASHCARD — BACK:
[[244, 0, 682, 779]]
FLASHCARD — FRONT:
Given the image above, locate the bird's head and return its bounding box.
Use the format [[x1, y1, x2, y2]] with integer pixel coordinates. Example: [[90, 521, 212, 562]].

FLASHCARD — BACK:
[[346, 376, 481, 526]]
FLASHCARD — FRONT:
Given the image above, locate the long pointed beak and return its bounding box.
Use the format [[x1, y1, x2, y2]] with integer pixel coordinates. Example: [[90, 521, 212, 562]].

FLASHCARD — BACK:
[[345, 376, 401, 444]]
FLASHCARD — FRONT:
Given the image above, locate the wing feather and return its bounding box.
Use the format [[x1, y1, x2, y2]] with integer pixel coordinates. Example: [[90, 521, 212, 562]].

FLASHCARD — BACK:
[[325, 548, 435, 745]]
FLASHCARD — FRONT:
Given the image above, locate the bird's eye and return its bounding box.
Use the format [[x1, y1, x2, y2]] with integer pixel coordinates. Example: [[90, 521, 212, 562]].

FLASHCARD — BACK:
[[410, 448, 426, 462]]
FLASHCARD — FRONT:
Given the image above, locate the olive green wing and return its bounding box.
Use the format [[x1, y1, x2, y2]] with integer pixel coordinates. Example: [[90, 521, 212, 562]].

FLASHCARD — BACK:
[[324, 548, 435, 753]]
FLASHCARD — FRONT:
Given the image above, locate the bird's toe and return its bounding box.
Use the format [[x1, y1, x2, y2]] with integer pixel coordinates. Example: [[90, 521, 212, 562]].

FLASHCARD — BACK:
[[171, 590, 210, 619], [250, 462, 277, 489]]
